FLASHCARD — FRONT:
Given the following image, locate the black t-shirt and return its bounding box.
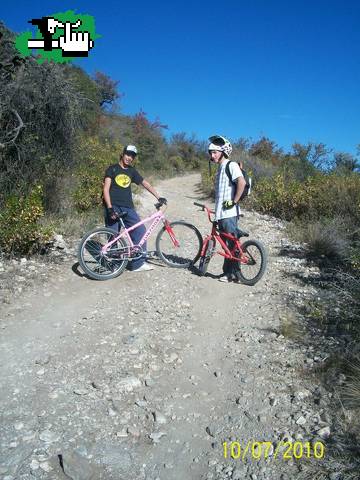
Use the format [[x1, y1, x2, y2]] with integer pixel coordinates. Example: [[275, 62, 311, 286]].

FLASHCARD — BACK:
[[104, 164, 144, 209]]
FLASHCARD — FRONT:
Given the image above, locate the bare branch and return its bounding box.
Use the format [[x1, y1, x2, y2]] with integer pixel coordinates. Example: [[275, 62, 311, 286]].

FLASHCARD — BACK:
[[8, 109, 24, 143]]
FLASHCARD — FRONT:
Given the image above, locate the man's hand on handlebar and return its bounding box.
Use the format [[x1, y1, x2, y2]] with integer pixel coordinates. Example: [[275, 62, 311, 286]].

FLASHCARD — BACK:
[[107, 207, 118, 220], [158, 197, 167, 205]]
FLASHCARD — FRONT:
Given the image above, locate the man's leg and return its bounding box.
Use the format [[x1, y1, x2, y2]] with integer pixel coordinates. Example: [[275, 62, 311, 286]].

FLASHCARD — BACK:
[[102, 206, 124, 261], [120, 207, 147, 271], [218, 216, 239, 279]]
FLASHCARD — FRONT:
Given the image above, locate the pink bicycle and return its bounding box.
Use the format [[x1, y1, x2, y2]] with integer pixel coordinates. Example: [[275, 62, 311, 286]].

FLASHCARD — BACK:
[[78, 201, 203, 280]]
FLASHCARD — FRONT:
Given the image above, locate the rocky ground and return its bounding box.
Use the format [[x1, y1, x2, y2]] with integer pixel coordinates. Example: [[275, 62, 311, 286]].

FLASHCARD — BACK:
[[0, 174, 339, 479]]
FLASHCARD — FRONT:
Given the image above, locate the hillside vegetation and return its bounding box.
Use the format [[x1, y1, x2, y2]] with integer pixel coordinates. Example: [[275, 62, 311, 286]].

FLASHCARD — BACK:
[[0, 22, 206, 255]]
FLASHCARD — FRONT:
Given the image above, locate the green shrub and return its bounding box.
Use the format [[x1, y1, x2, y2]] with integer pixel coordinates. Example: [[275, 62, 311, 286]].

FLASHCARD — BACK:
[[168, 155, 186, 173], [348, 246, 360, 271], [248, 173, 307, 219], [0, 185, 52, 255], [72, 136, 122, 211], [200, 165, 215, 198], [250, 172, 360, 223]]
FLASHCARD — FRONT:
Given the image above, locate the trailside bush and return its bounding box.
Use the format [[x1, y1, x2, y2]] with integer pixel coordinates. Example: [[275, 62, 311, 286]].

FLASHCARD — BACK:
[[200, 165, 215, 198], [0, 24, 85, 203], [72, 136, 122, 211], [251, 172, 360, 223], [168, 155, 186, 173], [348, 244, 360, 271], [0, 185, 52, 255], [290, 217, 351, 262], [249, 173, 309, 219]]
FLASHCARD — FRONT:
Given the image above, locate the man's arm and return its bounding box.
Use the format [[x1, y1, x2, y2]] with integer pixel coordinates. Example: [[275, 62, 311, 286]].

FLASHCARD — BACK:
[[230, 163, 246, 204], [141, 179, 160, 199], [233, 176, 246, 204], [103, 177, 112, 208]]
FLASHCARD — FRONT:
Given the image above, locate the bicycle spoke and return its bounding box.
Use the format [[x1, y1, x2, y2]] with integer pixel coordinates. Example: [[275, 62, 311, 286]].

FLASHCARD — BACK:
[[78, 228, 129, 280], [240, 247, 259, 277]]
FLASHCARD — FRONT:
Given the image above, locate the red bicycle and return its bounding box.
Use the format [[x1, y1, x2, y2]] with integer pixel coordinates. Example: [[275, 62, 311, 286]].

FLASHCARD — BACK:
[[194, 202, 267, 285]]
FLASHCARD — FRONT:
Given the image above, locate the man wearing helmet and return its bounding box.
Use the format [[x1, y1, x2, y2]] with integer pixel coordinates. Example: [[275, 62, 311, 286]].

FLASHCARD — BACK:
[[103, 145, 167, 272], [208, 135, 246, 282]]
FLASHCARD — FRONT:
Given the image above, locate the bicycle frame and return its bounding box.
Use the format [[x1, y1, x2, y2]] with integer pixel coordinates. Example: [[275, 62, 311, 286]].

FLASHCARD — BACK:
[[101, 208, 179, 253], [198, 205, 250, 264]]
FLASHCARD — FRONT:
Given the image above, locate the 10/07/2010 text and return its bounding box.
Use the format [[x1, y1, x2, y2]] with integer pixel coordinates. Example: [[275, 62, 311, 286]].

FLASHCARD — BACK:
[[223, 441, 325, 461]]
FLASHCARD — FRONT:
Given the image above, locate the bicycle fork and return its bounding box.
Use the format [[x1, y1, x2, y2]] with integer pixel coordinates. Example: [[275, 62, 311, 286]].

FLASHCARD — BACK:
[[201, 236, 215, 257], [163, 220, 180, 247]]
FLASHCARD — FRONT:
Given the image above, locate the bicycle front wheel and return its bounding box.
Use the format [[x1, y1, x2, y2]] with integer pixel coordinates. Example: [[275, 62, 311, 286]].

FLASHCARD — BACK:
[[156, 221, 203, 268], [237, 240, 267, 286], [78, 227, 129, 280]]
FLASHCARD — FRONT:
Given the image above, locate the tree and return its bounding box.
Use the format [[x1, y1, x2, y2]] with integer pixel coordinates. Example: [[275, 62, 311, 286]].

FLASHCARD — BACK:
[[334, 152, 359, 173], [131, 110, 168, 171], [249, 136, 283, 165], [0, 22, 90, 208], [233, 137, 250, 152], [291, 142, 331, 170], [94, 71, 121, 108], [169, 132, 203, 168], [133, 109, 168, 134]]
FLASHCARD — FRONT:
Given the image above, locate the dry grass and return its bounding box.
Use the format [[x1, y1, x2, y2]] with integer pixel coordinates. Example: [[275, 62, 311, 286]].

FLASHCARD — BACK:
[[42, 208, 103, 239], [342, 360, 360, 409], [289, 217, 351, 263], [279, 310, 306, 341]]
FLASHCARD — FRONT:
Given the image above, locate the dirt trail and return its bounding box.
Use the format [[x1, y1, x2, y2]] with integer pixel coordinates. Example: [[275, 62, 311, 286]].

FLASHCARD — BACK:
[[0, 174, 328, 480]]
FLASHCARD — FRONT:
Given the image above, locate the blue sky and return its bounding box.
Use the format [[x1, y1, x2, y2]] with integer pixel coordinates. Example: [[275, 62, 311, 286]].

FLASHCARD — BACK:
[[2, 0, 360, 155]]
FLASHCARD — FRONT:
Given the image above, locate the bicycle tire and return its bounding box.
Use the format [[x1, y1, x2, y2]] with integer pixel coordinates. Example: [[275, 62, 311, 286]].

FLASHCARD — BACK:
[[198, 238, 215, 276], [78, 227, 129, 280], [156, 221, 203, 268], [237, 239, 267, 286]]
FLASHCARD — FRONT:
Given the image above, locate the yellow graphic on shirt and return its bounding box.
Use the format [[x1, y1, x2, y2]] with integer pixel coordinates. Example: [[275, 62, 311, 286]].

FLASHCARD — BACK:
[[115, 174, 131, 188]]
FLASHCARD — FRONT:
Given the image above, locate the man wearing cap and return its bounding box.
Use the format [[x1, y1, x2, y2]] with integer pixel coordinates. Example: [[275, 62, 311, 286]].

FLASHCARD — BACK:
[[103, 145, 167, 272]]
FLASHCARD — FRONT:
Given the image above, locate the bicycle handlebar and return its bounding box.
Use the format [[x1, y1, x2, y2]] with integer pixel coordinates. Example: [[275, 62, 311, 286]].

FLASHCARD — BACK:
[[193, 201, 205, 210], [194, 201, 244, 218], [193, 201, 213, 213], [193, 201, 215, 222], [155, 201, 167, 211]]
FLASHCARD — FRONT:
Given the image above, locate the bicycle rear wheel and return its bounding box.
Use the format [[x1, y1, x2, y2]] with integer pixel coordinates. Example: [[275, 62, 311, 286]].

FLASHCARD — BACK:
[[237, 239, 267, 286], [198, 238, 215, 276], [78, 227, 129, 280], [156, 221, 203, 268]]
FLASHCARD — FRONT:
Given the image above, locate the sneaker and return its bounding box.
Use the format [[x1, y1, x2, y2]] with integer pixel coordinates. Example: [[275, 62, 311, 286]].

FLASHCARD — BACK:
[[219, 275, 231, 283], [132, 262, 154, 272], [233, 272, 242, 283]]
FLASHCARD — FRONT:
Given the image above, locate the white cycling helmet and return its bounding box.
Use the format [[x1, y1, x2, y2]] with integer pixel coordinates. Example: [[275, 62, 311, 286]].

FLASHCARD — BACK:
[[208, 135, 232, 158]]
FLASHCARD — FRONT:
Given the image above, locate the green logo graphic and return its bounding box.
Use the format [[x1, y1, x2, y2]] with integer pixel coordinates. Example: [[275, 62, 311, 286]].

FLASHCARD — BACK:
[[15, 10, 100, 64]]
